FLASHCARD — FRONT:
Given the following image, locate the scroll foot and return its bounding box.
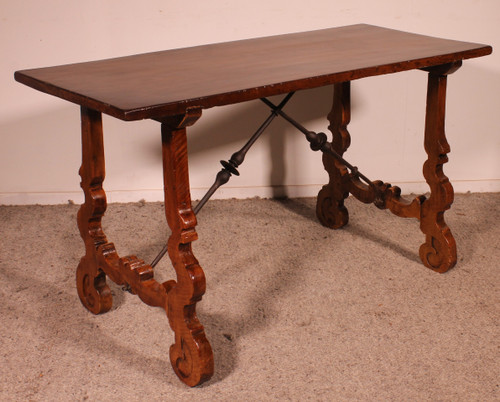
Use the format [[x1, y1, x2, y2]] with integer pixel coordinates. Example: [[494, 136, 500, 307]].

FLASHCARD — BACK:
[[317, 186, 349, 229], [76, 256, 112, 315], [169, 322, 214, 387], [419, 232, 457, 273]]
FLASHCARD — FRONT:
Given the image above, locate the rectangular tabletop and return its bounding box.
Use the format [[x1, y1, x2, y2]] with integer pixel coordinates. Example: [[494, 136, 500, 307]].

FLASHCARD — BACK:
[[15, 24, 491, 121]]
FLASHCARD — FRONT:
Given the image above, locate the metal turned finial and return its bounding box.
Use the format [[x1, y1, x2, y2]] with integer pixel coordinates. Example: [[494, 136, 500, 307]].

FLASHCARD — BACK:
[[305, 131, 328, 151]]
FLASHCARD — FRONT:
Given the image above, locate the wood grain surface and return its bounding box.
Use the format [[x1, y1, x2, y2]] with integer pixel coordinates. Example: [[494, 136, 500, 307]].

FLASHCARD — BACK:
[[15, 24, 491, 121]]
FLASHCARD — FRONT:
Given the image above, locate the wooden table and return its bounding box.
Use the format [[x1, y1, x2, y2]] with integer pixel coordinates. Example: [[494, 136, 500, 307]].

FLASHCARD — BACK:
[[15, 24, 491, 386]]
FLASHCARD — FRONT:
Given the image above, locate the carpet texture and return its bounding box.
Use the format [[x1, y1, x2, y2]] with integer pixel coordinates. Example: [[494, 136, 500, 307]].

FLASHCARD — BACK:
[[0, 193, 498, 401]]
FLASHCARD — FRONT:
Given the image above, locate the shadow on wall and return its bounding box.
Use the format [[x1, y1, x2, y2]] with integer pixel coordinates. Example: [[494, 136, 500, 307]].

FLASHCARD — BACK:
[[182, 85, 341, 197], [4, 63, 499, 203], [1, 84, 364, 200]]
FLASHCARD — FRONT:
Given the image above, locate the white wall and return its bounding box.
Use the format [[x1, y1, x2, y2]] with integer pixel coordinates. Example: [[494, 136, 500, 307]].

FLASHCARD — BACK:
[[1, 0, 499, 205]]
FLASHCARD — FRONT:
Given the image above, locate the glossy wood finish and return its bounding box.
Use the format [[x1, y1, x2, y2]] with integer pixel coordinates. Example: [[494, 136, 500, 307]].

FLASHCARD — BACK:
[[418, 62, 462, 272], [160, 110, 214, 385], [15, 24, 491, 121], [76, 107, 113, 315], [15, 25, 492, 387], [76, 107, 213, 385], [317, 81, 352, 229], [317, 62, 462, 272]]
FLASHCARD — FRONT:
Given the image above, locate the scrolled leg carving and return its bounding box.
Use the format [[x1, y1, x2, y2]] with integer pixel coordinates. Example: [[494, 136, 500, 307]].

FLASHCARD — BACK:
[[160, 109, 214, 387], [76, 106, 212, 386], [418, 62, 461, 273], [76, 107, 113, 314], [167, 244, 213, 385], [317, 81, 351, 228], [316, 64, 460, 273], [76, 257, 112, 315], [372, 180, 425, 219]]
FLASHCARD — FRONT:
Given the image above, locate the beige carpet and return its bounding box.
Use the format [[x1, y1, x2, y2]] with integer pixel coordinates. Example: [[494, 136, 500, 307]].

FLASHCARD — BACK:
[[1, 193, 498, 401]]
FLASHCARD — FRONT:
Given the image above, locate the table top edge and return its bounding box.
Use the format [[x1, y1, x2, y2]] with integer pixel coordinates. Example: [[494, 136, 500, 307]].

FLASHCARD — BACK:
[[14, 24, 493, 121]]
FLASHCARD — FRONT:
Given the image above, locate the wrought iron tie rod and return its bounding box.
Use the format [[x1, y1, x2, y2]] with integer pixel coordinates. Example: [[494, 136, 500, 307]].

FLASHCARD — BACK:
[[259, 97, 374, 187], [150, 92, 295, 268]]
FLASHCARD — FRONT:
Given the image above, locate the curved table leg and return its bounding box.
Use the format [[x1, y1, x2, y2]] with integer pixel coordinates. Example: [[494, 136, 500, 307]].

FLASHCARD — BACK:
[[160, 109, 214, 386], [76, 107, 213, 386], [76, 107, 113, 314], [317, 81, 351, 228], [316, 65, 460, 273], [418, 62, 461, 272]]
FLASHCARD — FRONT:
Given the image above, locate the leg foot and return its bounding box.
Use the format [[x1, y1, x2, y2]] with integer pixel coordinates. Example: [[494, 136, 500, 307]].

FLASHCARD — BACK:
[[419, 231, 456, 273], [76, 257, 112, 315], [317, 186, 349, 229], [169, 302, 214, 386]]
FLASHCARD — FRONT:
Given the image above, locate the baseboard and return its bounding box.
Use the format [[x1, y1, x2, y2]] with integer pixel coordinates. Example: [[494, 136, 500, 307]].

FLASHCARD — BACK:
[[1, 180, 499, 205]]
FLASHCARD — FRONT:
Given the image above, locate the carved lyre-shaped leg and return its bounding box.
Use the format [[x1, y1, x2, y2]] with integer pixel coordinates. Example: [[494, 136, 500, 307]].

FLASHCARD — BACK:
[[160, 109, 214, 386], [317, 81, 351, 228], [76, 107, 212, 386], [419, 62, 461, 273], [76, 107, 113, 314]]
